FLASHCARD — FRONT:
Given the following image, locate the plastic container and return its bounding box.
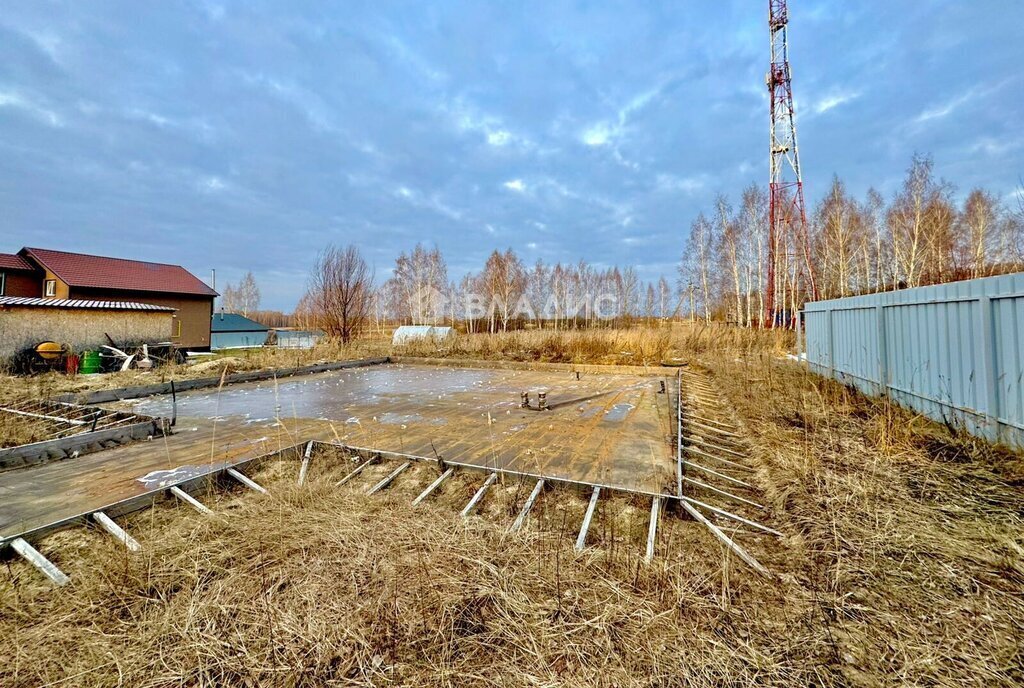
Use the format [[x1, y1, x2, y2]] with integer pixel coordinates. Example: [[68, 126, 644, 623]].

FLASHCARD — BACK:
[[79, 350, 101, 374]]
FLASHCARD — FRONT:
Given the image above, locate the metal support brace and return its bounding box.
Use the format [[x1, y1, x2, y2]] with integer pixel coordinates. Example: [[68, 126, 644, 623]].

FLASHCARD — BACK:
[[367, 462, 411, 495], [683, 476, 765, 509], [679, 501, 771, 578], [683, 417, 740, 438], [645, 497, 660, 563], [575, 486, 601, 552], [460, 472, 498, 517], [412, 467, 454, 506], [683, 443, 751, 471], [9, 537, 70, 586], [682, 496, 782, 537], [93, 511, 141, 551], [676, 372, 683, 498], [509, 479, 545, 532], [170, 486, 213, 515], [686, 413, 738, 430], [683, 435, 747, 459], [227, 468, 268, 495], [681, 458, 752, 488]]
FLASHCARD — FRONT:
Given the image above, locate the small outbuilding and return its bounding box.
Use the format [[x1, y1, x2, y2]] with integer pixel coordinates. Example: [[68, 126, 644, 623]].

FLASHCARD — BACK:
[[272, 328, 323, 349], [0, 296, 175, 360], [210, 313, 270, 350], [391, 325, 454, 346]]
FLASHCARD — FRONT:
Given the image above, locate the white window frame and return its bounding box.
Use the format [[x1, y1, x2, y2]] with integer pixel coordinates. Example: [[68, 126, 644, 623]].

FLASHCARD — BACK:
[[44, 279, 56, 297], [0, 272, 6, 296]]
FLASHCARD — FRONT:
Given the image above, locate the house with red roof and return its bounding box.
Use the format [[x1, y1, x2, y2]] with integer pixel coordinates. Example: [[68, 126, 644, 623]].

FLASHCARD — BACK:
[[0, 247, 217, 349]]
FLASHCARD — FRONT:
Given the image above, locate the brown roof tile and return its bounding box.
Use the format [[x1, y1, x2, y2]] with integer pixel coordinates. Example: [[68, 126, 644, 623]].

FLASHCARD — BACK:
[[0, 253, 34, 271], [22, 247, 217, 297]]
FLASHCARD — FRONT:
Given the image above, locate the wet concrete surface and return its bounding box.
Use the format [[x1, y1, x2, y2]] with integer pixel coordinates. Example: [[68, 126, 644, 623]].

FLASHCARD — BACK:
[[1, 363, 674, 538]]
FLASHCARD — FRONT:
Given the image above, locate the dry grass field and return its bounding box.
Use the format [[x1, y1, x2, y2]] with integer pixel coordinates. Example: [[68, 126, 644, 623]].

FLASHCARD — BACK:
[[1, 323, 1021, 687]]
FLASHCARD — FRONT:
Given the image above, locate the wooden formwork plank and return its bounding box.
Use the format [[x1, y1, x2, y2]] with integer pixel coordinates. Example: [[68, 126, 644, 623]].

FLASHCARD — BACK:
[[367, 462, 411, 495], [680, 501, 771, 578], [297, 441, 314, 486], [170, 486, 213, 515], [92, 511, 142, 551], [509, 479, 545, 532], [412, 468, 455, 506], [574, 486, 601, 552], [227, 468, 268, 495], [9, 537, 70, 586], [460, 472, 498, 517], [335, 459, 374, 487], [0, 407, 87, 425], [645, 497, 660, 563]]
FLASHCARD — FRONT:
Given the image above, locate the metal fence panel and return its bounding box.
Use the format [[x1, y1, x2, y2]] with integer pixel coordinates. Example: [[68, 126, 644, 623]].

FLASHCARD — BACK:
[[804, 272, 1024, 450]]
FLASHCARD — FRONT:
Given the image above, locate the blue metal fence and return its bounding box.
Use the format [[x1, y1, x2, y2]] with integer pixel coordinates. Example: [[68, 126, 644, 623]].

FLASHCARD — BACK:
[[804, 272, 1024, 450]]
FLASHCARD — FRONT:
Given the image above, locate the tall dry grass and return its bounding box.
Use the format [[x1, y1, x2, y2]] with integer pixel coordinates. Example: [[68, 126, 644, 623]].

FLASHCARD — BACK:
[[1, 327, 1022, 685], [0, 450, 801, 687], [395, 327, 673, 365]]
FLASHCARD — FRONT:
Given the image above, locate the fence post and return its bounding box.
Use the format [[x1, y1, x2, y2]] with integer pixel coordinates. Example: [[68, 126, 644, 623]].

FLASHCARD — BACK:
[[876, 304, 888, 396], [977, 296, 1000, 442], [827, 307, 835, 380]]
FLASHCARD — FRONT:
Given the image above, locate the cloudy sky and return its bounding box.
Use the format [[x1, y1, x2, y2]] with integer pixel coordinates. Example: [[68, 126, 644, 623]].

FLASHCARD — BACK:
[[1, 1, 1021, 309]]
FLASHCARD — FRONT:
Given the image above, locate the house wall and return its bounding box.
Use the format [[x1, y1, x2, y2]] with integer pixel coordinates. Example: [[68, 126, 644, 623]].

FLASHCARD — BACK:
[[0, 307, 173, 359], [0, 270, 40, 297], [69, 288, 214, 349], [41, 269, 71, 299]]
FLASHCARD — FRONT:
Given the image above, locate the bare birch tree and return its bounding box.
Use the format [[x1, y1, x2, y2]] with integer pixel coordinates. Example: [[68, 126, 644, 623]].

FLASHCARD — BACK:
[[303, 244, 372, 343]]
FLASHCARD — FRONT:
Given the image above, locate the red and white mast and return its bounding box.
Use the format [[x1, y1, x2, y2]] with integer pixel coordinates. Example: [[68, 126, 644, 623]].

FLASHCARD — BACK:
[[766, 0, 817, 326]]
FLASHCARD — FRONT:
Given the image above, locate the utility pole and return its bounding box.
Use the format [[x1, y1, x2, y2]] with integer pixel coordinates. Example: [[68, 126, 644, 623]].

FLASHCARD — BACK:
[[766, 0, 817, 327]]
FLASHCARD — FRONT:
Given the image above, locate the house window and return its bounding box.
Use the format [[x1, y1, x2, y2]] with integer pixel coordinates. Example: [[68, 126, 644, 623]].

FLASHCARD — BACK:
[[44, 279, 56, 297], [0, 272, 6, 296], [172, 318, 182, 338]]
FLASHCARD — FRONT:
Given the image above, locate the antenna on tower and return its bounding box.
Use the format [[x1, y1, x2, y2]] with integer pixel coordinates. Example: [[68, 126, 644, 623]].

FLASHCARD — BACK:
[[765, 0, 817, 327]]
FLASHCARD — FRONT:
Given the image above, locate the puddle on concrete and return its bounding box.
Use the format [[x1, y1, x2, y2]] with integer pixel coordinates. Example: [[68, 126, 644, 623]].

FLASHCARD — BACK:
[[603, 403, 635, 422], [127, 364, 504, 421], [377, 412, 447, 426]]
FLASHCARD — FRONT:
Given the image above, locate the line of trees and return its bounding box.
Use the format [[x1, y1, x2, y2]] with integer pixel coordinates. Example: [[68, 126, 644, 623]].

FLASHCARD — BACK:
[[279, 244, 676, 340], [372, 246, 674, 333], [680, 154, 1024, 325]]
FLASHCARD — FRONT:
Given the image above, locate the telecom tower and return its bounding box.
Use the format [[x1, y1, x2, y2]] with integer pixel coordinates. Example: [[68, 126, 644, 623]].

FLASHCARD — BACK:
[[766, 0, 817, 326]]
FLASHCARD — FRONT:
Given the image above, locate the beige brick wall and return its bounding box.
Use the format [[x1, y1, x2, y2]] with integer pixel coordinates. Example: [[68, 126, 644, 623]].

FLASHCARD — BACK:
[[0, 307, 173, 359]]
